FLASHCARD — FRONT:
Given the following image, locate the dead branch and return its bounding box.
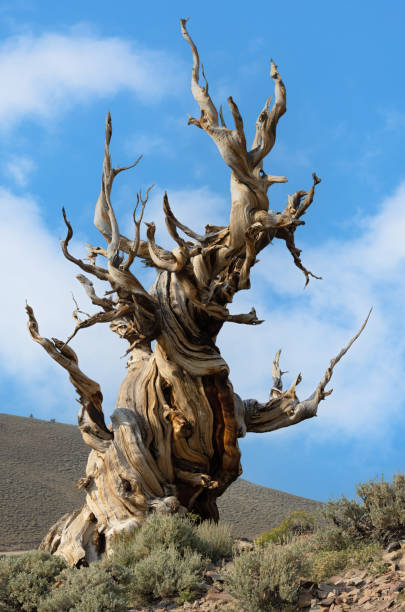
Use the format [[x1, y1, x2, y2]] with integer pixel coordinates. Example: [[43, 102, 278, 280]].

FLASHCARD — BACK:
[[61, 208, 109, 281], [248, 60, 287, 167], [26, 303, 112, 441], [122, 184, 154, 271], [244, 310, 372, 433], [76, 275, 114, 311]]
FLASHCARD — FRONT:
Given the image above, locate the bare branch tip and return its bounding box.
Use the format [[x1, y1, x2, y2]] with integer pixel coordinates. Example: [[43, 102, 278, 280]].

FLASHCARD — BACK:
[[180, 17, 190, 34]]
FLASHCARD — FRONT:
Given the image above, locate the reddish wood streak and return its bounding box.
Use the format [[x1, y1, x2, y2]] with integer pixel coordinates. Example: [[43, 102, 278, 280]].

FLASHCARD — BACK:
[[202, 373, 241, 489]]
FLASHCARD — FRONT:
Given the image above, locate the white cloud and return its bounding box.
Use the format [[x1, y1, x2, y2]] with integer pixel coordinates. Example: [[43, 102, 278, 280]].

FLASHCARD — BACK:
[[4, 154, 36, 186], [125, 133, 173, 159], [0, 184, 228, 422], [0, 187, 125, 421], [0, 29, 183, 130], [219, 182, 405, 439]]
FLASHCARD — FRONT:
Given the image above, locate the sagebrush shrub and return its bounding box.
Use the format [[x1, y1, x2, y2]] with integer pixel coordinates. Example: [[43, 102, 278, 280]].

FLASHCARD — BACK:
[[110, 513, 199, 567], [309, 542, 384, 581], [256, 510, 317, 546], [324, 474, 405, 545], [310, 525, 351, 552], [0, 550, 66, 612], [38, 560, 130, 612], [110, 512, 232, 565], [129, 545, 204, 604], [225, 540, 310, 611], [195, 520, 233, 562]]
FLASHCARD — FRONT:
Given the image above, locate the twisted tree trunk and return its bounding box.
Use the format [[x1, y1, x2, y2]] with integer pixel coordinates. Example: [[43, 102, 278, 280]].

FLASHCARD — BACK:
[[26, 20, 368, 566]]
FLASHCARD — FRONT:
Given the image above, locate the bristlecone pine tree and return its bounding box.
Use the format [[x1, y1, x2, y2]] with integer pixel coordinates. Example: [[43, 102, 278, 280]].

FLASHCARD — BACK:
[[26, 19, 369, 566]]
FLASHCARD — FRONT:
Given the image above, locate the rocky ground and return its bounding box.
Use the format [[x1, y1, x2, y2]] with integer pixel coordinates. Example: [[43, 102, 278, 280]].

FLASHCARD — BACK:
[[129, 568, 405, 611], [127, 541, 405, 611]]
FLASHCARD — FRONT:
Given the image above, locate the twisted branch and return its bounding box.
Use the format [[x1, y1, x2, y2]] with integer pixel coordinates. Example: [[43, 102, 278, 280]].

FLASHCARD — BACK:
[[244, 310, 372, 433], [26, 304, 112, 443]]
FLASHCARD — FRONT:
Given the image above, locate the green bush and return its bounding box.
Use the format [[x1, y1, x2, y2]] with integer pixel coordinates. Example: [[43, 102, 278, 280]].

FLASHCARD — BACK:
[[110, 513, 200, 567], [324, 474, 405, 545], [225, 540, 310, 612], [310, 525, 351, 552], [38, 561, 130, 612], [0, 550, 66, 612], [108, 514, 234, 604], [129, 545, 204, 604], [256, 510, 317, 546], [110, 513, 233, 566], [195, 520, 233, 562], [310, 542, 384, 582]]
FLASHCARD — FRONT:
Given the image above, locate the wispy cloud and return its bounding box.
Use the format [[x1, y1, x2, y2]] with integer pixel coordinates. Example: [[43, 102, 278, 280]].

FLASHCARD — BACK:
[[382, 109, 405, 132], [4, 154, 36, 186], [0, 29, 183, 130], [125, 133, 174, 159], [220, 181, 405, 439], [0, 187, 126, 421]]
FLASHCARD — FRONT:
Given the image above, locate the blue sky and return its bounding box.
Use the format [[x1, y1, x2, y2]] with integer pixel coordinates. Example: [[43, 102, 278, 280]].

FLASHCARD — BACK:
[[1, 0, 405, 502]]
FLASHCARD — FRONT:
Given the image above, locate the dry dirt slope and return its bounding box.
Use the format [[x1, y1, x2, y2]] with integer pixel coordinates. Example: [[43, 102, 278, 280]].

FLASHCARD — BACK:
[[0, 413, 322, 551]]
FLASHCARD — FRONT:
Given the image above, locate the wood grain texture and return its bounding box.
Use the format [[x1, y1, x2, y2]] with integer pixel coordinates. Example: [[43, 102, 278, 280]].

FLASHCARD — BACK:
[[26, 20, 368, 566]]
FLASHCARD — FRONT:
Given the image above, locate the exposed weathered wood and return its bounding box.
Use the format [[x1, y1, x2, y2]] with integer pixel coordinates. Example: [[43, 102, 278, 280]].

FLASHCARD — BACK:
[[27, 20, 368, 566], [243, 309, 372, 434]]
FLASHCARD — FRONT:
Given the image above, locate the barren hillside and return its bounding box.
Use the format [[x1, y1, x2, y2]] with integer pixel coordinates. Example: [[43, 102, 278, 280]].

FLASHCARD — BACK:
[[0, 413, 322, 551]]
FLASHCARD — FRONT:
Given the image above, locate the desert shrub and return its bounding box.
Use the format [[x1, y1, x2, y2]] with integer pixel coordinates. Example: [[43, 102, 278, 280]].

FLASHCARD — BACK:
[[110, 513, 200, 567], [310, 525, 351, 552], [324, 474, 405, 545], [310, 542, 384, 581], [129, 545, 204, 604], [323, 496, 371, 543], [38, 560, 130, 612], [112, 514, 198, 567], [0, 550, 66, 611], [195, 520, 233, 562], [110, 513, 232, 566], [225, 540, 310, 612], [256, 510, 316, 546], [310, 548, 350, 582]]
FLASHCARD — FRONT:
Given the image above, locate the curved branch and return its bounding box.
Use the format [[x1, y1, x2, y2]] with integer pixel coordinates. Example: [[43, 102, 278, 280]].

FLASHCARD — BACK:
[[284, 228, 322, 287], [226, 307, 263, 326], [93, 112, 143, 266], [181, 18, 251, 180], [274, 173, 323, 285], [249, 59, 287, 168], [61, 208, 109, 281], [65, 302, 138, 345], [76, 274, 114, 311], [146, 222, 188, 272], [238, 223, 260, 290], [244, 310, 371, 433], [26, 304, 113, 444], [180, 18, 218, 127], [163, 192, 202, 246], [251, 95, 272, 150], [122, 184, 154, 271]]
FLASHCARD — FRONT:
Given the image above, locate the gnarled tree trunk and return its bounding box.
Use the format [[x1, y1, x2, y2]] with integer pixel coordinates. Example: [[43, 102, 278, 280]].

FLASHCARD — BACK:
[[26, 19, 368, 566]]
